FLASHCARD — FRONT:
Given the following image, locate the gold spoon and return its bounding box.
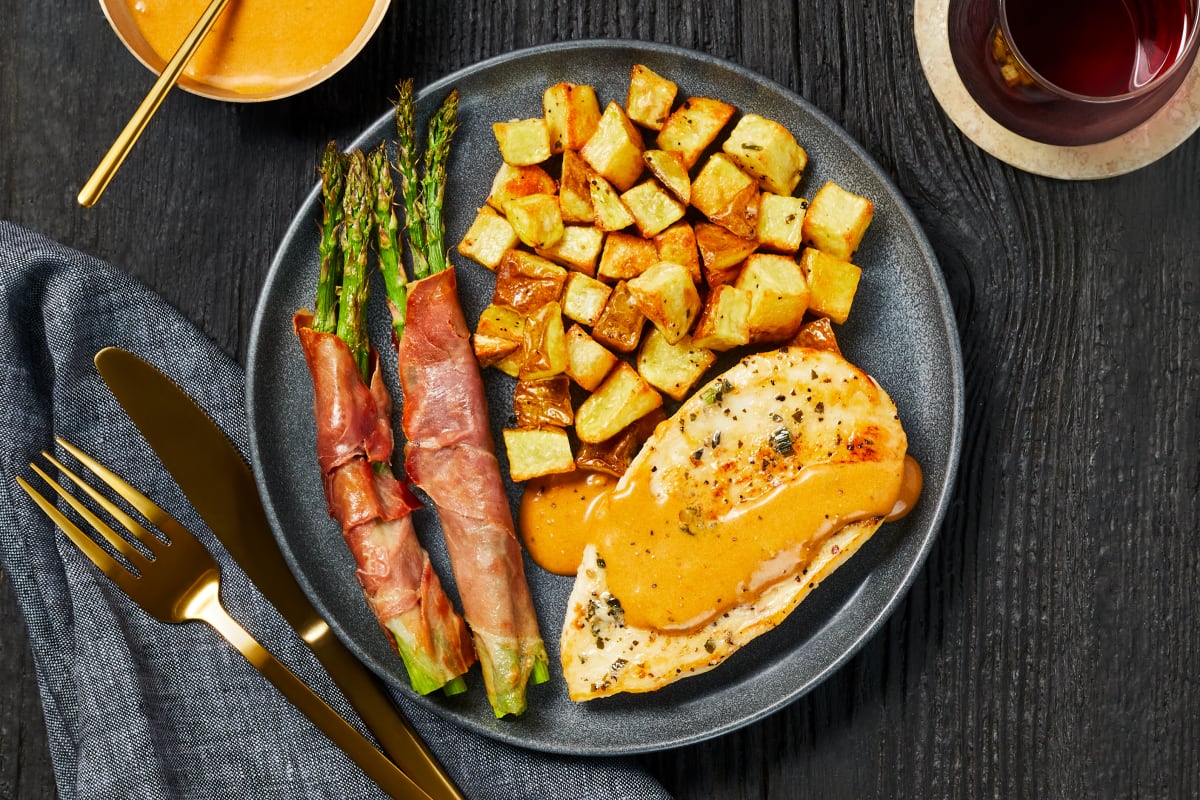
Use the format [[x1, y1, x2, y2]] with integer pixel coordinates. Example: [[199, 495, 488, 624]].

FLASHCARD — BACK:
[[78, 0, 232, 207]]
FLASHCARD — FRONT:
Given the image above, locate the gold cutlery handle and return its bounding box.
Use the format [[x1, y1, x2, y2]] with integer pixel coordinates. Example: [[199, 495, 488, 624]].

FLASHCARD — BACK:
[[78, 0, 232, 207], [200, 597, 435, 800]]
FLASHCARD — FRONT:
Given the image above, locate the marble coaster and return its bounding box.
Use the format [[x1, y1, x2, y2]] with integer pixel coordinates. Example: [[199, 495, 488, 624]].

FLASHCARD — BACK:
[[914, 0, 1200, 179]]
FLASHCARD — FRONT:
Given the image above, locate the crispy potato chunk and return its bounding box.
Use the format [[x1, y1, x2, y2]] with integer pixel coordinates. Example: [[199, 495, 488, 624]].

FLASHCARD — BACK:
[[580, 101, 645, 192], [734, 253, 810, 343], [642, 149, 691, 205], [694, 222, 756, 287], [575, 361, 664, 443], [791, 316, 842, 355], [458, 206, 519, 270], [473, 333, 520, 368], [575, 409, 665, 477], [636, 329, 716, 401], [536, 225, 605, 276], [799, 247, 862, 325], [504, 194, 565, 250], [721, 114, 808, 196], [487, 163, 557, 212], [620, 180, 686, 238], [691, 153, 759, 238], [492, 118, 553, 166], [626, 261, 701, 345], [591, 280, 646, 353], [561, 271, 613, 327], [492, 250, 568, 314], [513, 375, 574, 427], [756, 193, 808, 254], [559, 150, 596, 224], [597, 231, 659, 282], [565, 323, 619, 391], [653, 221, 701, 285], [655, 97, 736, 169], [503, 427, 576, 482], [588, 174, 636, 232], [476, 303, 526, 377], [543, 82, 602, 153], [625, 64, 678, 130], [520, 301, 569, 380], [801, 181, 875, 260], [690, 283, 751, 351]]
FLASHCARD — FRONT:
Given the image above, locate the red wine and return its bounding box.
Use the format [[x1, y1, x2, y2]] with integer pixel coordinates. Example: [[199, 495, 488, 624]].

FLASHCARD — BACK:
[[1003, 0, 1195, 97]]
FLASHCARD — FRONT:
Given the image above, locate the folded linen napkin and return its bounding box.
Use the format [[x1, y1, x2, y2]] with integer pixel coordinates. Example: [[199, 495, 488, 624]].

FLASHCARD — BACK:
[[0, 221, 672, 800]]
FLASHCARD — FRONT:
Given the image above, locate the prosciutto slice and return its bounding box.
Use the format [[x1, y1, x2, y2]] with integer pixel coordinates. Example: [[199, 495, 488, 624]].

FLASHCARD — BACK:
[[295, 312, 475, 692], [398, 268, 547, 716]]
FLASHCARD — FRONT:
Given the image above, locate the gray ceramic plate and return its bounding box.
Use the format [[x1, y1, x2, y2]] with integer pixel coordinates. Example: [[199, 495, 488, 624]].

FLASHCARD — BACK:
[[246, 40, 964, 755]]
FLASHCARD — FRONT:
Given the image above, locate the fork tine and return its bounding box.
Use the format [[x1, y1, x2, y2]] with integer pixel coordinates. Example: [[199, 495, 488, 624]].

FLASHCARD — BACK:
[[55, 438, 189, 547], [16, 475, 139, 593], [30, 459, 155, 569]]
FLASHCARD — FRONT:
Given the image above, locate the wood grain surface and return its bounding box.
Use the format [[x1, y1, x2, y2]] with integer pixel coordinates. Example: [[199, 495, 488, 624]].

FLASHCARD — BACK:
[[3, 1, 1199, 798]]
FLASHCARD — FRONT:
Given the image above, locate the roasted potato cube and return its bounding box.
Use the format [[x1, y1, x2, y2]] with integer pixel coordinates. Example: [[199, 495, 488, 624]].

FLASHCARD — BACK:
[[559, 150, 596, 224], [561, 271, 612, 326], [520, 301, 569, 380], [755, 193, 808, 254], [721, 114, 808, 196], [543, 82, 602, 153], [565, 323, 619, 391], [636, 329, 716, 401], [642, 149, 691, 205], [492, 118, 553, 166], [801, 181, 875, 260], [620, 180, 686, 238], [503, 193, 565, 249], [473, 333, 521, 368], [597, 231, 658, 282], [626, 261, 701, 345], [575, 409, 665, 477], [476, 303, 526, 376], [694, 222, 756, 287], [503, 427, 576, 482], [580, 101, 645, 192], [691, 153, 759, 238], [653, 221, 701, 285], [575, 361, 664, 443], [536, 225, 605, 276], [799, 247, 862, 324], [492, 250, 568, 313], [791, 316, 842, 356], [734, 253, 810, 343], [691, 283, 751, 351], [457, 206, 519, 270], [654, 97, 736, 169], [625, 64, 678, 130], [590, 280, 646, 353], [487, 162, 557, 212], [588, 173, 636, 232], [514, 375, 575, 428]]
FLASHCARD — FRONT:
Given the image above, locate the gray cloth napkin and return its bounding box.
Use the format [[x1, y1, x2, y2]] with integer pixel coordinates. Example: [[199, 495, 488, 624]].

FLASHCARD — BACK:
[[0, 221, 672, 800]]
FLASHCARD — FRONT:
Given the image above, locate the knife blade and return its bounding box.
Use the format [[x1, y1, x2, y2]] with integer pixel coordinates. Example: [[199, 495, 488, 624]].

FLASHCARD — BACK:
[[94, 346, 464, 800]]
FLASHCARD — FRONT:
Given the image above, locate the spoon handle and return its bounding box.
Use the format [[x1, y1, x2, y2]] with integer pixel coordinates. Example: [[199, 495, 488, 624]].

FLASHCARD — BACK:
[[78, 0, 232, 207]]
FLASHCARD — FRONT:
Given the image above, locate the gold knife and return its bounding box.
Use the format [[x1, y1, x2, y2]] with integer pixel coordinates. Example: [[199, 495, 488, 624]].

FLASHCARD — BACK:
[[94, 346, 465, 800]]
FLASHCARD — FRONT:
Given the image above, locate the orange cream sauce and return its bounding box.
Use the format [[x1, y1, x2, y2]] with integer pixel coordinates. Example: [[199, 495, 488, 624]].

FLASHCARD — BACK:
[[124, 0, 378, 93], [521, 455, 922, 633]]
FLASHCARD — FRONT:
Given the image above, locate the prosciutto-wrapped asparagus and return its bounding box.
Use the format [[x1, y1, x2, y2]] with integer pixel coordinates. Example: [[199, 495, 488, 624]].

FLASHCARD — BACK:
[[295, 145, 475, 695], [388, 83, 548, 717]]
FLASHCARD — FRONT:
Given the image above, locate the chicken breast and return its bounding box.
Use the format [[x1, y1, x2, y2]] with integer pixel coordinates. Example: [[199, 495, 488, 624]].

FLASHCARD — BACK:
[[561, 346, 909, 700]]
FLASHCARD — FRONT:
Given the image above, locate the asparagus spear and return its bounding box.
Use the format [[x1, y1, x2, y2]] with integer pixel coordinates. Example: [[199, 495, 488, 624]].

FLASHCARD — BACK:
[[368, 143, 407, 340], [420, 89, 458, 277], [313, 142, 346, 336], [393, 79, 431, 281], [336, 150, 372, 381]]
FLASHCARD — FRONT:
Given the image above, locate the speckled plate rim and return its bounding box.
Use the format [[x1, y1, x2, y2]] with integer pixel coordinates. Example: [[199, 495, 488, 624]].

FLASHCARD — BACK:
[[247, 39, 965, 755], [915, 0, 1200, 179]]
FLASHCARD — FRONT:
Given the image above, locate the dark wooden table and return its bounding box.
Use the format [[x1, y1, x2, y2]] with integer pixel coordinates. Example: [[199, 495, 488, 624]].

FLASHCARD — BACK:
[[4, 2, 1199, 798]]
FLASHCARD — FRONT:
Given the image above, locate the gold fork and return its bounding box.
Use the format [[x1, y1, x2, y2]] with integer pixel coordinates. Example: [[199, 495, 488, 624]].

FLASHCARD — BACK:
[[17, 438, 434, 800]]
